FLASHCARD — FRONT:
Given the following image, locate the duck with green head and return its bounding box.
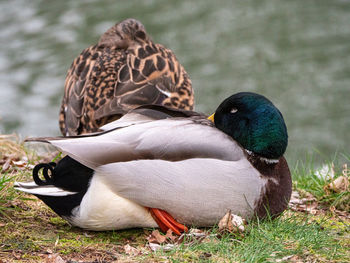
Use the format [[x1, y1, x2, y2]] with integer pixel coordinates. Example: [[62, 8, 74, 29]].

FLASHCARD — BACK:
[[210, 92, 288, 160], [15, 92, 291, 235]]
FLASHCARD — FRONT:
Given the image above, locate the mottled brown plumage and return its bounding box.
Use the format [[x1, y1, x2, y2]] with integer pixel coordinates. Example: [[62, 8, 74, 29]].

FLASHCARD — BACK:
[[59, 18, 193, 136]]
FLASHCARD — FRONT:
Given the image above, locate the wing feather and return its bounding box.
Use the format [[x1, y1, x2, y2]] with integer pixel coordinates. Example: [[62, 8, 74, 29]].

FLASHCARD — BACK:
[[99, 104, 203, 131], [31, 118, 244, 169]]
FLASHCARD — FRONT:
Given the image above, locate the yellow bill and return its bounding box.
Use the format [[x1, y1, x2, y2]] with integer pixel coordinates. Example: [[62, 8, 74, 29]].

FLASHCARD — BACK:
[[208, 113, 215, 123]]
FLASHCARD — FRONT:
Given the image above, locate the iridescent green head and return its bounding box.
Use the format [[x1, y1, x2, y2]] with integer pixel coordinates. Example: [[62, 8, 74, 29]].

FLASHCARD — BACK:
[[213, 92, 288, 159]]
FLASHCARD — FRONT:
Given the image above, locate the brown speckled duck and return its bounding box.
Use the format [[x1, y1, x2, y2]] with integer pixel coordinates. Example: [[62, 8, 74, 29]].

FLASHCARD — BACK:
[[59, 18, 193, 136]]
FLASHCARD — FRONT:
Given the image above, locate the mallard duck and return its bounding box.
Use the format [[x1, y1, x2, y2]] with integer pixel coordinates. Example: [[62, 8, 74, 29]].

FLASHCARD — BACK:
[[16, 92, 291, 234], [59, 18, 193, 136]]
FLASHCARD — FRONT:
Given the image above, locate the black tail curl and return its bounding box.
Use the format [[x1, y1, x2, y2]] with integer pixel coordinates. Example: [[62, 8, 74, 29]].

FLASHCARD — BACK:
[[31, 156, 93, 192], [29, 156, 94, 217], [33, 162, 56, 185]]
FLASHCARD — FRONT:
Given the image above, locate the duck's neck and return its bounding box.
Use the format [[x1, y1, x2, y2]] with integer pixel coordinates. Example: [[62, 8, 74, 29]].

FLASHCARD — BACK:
[[245, 152, 292, 219], [245, 150, 279, 164]]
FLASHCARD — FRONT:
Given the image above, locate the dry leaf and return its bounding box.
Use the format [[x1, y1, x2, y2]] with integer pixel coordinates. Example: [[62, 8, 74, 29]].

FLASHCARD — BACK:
[[164, 229, 177, 242], [291, 190, 316, 203], [123, 244, 139, 256], [289, 191, 319, 215], [330, 207, 350, 219], [147, 230, 166, 244], [304, 202, 318, 215], [218, 211, 245, 233], [148, 242, 161, 252], [46, 254, 66, 263], [218, 211, 232, 230], [188, 228, 206, 237], [12, 160, 26, 167], [325, 176, 349, 193], [11, 159, 35, 170], [275, 255, 293, 262], [148, 242, 175, 252], [2, 159, 11, 172], [147, 228, 211, 249], [147, 229, 178, 245], [177, 229, 209, 245]]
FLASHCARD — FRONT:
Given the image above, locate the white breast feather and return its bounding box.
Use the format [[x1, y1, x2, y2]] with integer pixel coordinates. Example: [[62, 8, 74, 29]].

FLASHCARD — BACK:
[[68, 175, 157, 230]]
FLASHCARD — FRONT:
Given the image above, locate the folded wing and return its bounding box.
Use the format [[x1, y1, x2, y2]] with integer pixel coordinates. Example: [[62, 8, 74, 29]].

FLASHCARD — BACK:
[[27, 114, 243, 169]]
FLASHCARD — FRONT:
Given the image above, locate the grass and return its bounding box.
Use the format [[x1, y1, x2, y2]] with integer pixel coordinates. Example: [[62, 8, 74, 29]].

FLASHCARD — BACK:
[[0, 136, 349, 262], [293, 153, 350, 212], [147, 214, 349, 262]]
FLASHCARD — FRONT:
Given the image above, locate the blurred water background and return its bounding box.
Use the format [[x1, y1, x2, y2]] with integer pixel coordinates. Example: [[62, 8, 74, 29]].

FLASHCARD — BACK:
[[0, 0, 349, 165]]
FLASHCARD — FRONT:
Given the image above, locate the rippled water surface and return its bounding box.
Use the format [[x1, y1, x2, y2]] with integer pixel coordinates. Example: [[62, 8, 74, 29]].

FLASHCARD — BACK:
[[1, 0, 349, 164]]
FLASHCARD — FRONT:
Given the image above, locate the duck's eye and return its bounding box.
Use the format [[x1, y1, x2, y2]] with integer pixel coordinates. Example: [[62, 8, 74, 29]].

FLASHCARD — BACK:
[[230, 108, 238, 114]]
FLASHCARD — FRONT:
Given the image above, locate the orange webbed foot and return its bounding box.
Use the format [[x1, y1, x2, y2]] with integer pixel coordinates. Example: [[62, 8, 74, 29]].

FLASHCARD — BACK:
[[149, 208, 188, 235]]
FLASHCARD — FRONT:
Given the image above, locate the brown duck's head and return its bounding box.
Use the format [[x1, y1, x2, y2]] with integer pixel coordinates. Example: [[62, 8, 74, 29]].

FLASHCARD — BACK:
[[98, 18, 150, 48]]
